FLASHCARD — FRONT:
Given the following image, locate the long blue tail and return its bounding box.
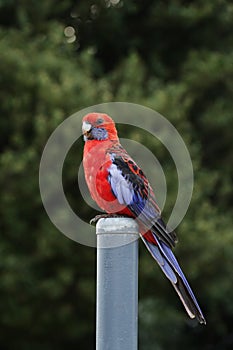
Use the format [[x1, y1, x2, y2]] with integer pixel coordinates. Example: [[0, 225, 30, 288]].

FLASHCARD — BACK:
[[141, 232, 206, 324]]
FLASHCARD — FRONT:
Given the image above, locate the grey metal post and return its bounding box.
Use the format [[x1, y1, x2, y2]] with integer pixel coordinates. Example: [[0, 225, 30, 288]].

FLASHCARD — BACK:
[[96, 217, 139, 350]]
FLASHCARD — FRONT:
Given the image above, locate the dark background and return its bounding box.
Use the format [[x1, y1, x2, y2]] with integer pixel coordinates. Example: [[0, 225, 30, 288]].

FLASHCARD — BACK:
[[0, 0, 232, 349]]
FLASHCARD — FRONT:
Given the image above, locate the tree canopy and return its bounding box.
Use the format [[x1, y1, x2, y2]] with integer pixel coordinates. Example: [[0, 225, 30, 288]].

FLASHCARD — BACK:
[[0, 0, 232, 349]]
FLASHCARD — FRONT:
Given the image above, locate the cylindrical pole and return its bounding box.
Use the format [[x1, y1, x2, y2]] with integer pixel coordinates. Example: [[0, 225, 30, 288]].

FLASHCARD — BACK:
[[96, 217, 139, 350]]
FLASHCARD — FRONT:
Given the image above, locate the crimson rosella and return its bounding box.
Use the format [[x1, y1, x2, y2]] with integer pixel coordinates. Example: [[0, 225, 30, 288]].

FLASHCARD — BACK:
[[82, 112, 206, 324]]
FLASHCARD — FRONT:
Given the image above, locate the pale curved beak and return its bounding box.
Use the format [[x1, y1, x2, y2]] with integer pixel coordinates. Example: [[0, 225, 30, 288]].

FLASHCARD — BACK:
[[82, 121, 92, 134]]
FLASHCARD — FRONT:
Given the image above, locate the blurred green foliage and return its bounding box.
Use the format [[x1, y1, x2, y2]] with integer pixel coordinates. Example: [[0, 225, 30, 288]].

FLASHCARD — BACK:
[[0, 0, 232, 349]]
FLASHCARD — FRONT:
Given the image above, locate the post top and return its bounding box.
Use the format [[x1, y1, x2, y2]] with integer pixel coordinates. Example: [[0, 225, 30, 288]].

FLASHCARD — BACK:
[[96, 217, 139, 248], [96, 217, 139, 235]]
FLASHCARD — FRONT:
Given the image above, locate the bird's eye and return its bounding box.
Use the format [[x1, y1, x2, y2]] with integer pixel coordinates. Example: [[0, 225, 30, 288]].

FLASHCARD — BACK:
[[96, 118, 104, 125]]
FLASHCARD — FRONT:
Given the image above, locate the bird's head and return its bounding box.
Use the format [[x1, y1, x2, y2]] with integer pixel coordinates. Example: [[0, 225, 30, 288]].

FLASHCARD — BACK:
[[82, 113, 119, 141]]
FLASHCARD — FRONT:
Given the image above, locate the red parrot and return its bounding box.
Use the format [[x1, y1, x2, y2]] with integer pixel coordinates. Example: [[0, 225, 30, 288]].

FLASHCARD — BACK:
[[82, 112, 206, 324]]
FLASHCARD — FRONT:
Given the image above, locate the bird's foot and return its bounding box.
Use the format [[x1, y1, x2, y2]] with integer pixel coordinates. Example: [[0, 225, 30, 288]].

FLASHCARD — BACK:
[[90, 214, 128, 226]]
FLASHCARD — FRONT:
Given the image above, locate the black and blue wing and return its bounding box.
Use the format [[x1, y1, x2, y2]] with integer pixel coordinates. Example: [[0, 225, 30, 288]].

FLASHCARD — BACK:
[[107, 152, 177, 248]]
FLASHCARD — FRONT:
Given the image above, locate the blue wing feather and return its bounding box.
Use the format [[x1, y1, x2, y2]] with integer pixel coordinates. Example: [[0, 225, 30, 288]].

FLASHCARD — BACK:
[[108, 152, 177, 248]]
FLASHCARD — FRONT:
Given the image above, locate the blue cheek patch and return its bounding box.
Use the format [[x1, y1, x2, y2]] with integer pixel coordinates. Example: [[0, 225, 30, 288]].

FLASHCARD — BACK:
[[92, 127, 108, 140]]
